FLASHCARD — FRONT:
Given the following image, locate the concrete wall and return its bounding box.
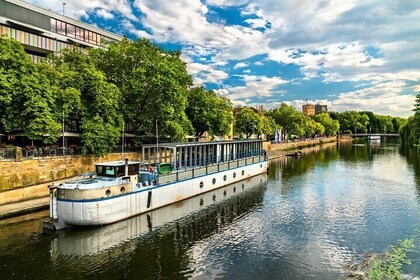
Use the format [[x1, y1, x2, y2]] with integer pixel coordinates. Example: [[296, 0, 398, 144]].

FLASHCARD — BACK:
[[0, 153, 141, 205]]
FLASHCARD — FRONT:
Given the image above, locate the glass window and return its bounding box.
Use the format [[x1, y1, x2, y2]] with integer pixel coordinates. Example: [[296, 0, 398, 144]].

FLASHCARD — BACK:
[[67, 24, 75, 38], [57, 20, 66, 35], [116, 166, 124, 177], [96, 166, 116, 177], [91, 32, 97, 44], [96, 34, 101, 45], [75, 27, 84, 41], [50, 18, 57, 32]]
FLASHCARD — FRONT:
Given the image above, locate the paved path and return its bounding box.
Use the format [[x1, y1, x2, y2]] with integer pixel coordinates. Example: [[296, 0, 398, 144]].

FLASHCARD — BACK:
[[0, 196, 49, 220]]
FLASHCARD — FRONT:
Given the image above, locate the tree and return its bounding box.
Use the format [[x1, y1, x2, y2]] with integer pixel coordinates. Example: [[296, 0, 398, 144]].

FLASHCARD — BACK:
[[268, 103, 306, 137], [258, 112, 276, 138], [313, 113, 339, 135], [56, 49, 122, 156], [234, 108, 261, 138], [0, 37, 61, 143], [186, 86, 233, 137], [337, 111, 369, 133], [91, 38, 193, 142]]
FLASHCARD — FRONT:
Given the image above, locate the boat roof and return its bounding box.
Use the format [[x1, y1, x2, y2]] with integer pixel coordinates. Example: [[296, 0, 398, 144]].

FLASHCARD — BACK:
[[142, 139, 263, 149], [94, 161, 141, 167]]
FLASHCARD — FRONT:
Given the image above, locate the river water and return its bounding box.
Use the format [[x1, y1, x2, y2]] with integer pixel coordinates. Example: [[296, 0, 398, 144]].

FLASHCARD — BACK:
[[0, 140, 419, 279]]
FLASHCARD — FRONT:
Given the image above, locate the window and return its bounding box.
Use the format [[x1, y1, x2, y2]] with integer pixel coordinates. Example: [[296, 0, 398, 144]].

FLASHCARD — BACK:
[[67, 24, 75, 38], [128, 164, 139, 175], [212, 178, 216, 185], [96, 34, 101, 45], [75, 27, 84, 40], [57, 20, 66, 35], [50, 18, 57, 32]]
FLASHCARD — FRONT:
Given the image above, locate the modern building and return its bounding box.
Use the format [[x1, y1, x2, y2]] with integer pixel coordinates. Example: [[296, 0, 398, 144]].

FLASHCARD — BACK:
[[0, 0, 123, 62], [302, 104, 315, 116], [315, 104, 328, 114]]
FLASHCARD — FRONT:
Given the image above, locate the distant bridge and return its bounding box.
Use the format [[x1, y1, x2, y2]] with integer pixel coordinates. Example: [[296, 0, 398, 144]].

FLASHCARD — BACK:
[[347, 133, 399, 137]]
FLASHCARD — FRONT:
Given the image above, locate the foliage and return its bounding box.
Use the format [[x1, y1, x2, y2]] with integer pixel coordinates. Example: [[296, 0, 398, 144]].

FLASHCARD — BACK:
[[234, 107, 261, 138], [399, 92, 420, 147], [268, 104, 306, 136], [337, 111, 369, 133], [312, 113, 339, 135], [91, 38, 193, 142], [186, 86, 233, 137], [0, 37, 61, 143], [56, 49, 122, 156], [368, 239, 415, 280]]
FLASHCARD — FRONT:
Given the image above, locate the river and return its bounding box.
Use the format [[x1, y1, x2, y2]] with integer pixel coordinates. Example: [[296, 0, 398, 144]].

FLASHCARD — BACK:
[[0, 139, 419, 279]]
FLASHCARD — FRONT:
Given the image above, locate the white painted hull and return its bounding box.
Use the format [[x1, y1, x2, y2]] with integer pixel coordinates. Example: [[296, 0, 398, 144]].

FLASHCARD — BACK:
[[52, 173, 267, 257], [56, 160, 268, 226]]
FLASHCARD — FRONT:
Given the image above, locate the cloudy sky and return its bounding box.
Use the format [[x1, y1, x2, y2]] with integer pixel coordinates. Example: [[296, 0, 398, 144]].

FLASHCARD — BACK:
[[30, 0, 420, 117]]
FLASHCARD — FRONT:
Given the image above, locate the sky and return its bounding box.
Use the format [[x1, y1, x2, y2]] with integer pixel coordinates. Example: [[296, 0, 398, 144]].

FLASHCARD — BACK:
[[29, 0, 420, 117]]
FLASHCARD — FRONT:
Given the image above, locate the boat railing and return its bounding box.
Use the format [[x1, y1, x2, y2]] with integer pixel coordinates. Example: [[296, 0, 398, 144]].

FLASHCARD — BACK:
[[157, 154, 266, 186]]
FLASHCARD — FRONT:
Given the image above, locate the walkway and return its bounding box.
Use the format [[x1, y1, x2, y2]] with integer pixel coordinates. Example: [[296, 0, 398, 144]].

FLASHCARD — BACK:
[[0, 197, 49, 220]]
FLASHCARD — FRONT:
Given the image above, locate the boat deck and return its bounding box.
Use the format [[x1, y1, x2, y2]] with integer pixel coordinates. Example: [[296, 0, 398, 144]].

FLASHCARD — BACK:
[[157, 155, 265, 186]]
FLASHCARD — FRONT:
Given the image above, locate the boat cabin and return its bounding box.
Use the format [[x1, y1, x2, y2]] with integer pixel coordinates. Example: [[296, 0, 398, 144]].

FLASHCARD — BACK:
[[141, 140, 264, 170], [95, 161, 140, 178]]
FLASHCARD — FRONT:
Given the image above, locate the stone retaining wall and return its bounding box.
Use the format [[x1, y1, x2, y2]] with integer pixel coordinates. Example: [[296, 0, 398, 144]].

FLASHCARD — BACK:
[[263, 136, 337, 153], [0, 153, 141, 205]]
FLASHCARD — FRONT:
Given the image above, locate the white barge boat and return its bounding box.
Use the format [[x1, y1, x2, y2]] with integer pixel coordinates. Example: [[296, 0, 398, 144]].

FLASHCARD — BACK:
[[44, 140, 268, 231]]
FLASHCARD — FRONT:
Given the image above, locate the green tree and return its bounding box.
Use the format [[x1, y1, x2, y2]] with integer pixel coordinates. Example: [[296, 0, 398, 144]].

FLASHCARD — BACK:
[[0, 37, 61, 143], [313, 113, 339, 135], [91, 38, 193, 142], [268, 103, 306, 137], [186, 86, 233, 137], [258, 112, 276, 138], [234, 107, 261, 138], [56, 48, 122, 156], [337, 111, 369, 133]]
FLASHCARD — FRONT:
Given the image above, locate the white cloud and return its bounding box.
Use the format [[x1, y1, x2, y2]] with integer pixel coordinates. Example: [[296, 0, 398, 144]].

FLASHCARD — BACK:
[[233, 62, 248, 69], [187, 62, 229, 84], [96, 9, 114, 20]]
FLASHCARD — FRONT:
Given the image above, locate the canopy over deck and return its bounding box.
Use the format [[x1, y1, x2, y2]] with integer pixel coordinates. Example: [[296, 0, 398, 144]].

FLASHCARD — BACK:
[[142, 140, 264, 169]]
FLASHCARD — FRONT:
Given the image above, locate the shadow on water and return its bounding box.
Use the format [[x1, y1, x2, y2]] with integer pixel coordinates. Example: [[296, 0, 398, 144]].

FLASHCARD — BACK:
[[0, 174, 267, 280], [400, 144, 420, 199]]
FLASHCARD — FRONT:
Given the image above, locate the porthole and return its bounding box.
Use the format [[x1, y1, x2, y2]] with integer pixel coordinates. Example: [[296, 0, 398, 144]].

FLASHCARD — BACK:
[[120, 187, 125, 193], [200, 181, 204, 188], [242, 184, 245, 189], [200, 198, 204, 206], [233, 187, 236, 193], [212, 178, 216, 185], [241, 170, 245, 176], [213, 194, 216, 201], [106, 189, 111, 196], [223, 190, 227, 196], [233, 172, 236, 178], [260, 164, 262, 168], [223, 175, 227, 181]]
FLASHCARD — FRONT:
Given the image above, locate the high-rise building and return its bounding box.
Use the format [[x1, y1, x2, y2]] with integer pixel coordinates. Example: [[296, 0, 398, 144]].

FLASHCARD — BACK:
[[0, 0, 123, 62], [302, 104, 315, 116], [315, 104, 328, 114]]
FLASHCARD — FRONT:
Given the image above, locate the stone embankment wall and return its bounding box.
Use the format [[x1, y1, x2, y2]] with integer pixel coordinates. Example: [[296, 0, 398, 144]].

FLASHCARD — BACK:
[[0, 153, 141, 205], [263, 136, 337, 157]]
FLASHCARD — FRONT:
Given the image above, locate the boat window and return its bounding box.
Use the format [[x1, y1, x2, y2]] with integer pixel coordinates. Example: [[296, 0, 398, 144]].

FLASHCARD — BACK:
[[96, 166, 116, 177], [116, 166, 124, 177]]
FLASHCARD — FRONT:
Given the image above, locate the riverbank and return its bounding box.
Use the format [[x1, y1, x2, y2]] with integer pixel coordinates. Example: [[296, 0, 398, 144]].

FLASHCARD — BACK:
[[0, 137, 337, 220], [264, 136, 337, 159]]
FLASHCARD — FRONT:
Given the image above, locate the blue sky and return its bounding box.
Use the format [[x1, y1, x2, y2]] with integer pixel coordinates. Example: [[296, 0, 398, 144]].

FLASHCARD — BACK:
[[30, 0, 420, 117]]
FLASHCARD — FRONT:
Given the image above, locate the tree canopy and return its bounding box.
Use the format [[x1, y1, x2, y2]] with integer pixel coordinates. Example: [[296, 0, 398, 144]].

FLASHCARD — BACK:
[[186, 86, 233, 137], [91, 38, 193, 142]]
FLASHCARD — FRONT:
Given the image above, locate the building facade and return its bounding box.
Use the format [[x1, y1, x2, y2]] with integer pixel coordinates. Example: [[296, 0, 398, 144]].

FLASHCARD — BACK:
[[302, 104, 315, 116], [315, 104, 328, 114], [0, 0, 123, 62]]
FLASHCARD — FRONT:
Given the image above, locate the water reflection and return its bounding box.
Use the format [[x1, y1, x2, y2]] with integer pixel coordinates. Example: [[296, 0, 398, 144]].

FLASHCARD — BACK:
[[1, 140, 419, 280]]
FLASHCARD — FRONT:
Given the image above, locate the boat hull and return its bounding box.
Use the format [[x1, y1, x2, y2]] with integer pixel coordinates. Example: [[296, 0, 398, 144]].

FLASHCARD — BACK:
[[56, 160, 268, 226]]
